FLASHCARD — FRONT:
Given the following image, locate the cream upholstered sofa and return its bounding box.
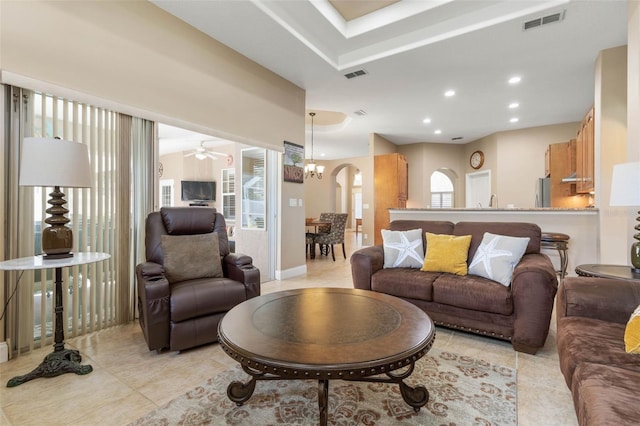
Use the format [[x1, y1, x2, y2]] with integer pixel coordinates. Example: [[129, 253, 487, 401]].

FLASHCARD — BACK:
[[351, 220, 558, 354]]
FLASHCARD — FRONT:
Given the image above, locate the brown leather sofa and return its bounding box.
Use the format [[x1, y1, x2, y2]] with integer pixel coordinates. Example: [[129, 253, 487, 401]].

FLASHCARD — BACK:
[[136, 207, 260, 352], [556, 277, 640, 425], [351, 220, 558, 354]]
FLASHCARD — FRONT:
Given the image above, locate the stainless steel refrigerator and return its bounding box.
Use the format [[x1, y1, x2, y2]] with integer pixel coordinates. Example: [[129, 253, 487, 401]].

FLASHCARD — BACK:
[[535, 178, 551, 207]]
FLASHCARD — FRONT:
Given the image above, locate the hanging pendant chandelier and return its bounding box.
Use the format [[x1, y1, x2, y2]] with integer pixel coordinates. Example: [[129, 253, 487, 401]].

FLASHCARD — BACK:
[[304, 112, 324, 179]]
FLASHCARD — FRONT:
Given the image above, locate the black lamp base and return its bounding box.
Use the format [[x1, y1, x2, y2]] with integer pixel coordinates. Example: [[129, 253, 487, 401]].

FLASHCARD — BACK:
[[42, 186, 74, 259], [43, 253, 74, 260]]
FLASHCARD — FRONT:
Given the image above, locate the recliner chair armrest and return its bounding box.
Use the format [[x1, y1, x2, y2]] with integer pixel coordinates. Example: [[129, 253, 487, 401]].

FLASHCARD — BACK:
[[350, 245, 385, 291], [138, 261, 164, 280], [510, 253, 558, 353], [224, 253, 261, 299], [135, 262, 170, 351]]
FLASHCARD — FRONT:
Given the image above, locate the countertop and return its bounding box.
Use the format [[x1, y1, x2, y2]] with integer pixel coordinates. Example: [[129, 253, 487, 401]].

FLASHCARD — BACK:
[[392, 208, 598, 213]]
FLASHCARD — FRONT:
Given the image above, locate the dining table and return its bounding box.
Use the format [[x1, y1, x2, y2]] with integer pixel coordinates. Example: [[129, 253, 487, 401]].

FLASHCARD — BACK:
[[305, 218, 331, 259]]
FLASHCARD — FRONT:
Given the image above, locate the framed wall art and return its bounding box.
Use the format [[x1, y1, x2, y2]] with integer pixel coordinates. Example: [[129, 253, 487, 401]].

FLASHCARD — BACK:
[[283, 141, 304, 183]]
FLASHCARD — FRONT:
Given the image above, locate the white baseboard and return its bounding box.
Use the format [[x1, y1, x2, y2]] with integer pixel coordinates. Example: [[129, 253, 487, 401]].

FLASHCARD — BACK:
[[275, 264, 307, 280], [0, 341, 8, 363]]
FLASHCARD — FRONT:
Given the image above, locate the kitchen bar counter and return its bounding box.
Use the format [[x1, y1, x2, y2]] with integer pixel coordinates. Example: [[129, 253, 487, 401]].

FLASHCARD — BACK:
[[389, 208, 599, 276]]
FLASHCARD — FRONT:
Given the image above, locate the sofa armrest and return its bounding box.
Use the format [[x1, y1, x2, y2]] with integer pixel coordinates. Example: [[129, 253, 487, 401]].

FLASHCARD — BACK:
[[350, 245, 385, 291], [510, 253, 559, 353], [224, 253, 261, 299], [135, 261, 170, 351], [557, 277, 640, 325]]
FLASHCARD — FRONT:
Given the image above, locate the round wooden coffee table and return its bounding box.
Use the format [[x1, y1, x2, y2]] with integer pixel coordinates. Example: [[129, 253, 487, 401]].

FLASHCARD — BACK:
[[218, 287, 435, 425]]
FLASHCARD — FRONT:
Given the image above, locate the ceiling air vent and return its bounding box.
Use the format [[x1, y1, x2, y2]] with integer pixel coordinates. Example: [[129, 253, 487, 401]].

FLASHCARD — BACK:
[[523, 10, 565, 31], [451, 136, 463, 141], [344, 69, 368, 79], [354, 110, 367, 116]]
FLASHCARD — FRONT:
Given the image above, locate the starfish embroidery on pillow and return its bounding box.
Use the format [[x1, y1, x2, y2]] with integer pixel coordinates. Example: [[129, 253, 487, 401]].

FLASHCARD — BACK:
[[468, 236, 513, 277], [387, 233, 423, 267]]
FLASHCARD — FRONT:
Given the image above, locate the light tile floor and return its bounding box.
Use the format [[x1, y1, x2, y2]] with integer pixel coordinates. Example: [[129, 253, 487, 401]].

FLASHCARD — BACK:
[[0, 231, 578, 425]]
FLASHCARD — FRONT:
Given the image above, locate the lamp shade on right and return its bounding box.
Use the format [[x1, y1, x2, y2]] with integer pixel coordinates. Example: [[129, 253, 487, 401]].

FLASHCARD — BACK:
[[610, 162, 640, 207]]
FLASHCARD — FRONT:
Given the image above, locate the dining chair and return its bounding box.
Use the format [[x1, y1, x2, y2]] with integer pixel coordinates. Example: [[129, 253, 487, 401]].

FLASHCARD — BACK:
[[316, 212, 333, 235], [315, 213, 348, 261]]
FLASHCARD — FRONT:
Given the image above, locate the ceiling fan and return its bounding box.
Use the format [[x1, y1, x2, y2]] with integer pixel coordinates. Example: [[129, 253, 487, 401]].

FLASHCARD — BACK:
[[184, 141, 228, 161]]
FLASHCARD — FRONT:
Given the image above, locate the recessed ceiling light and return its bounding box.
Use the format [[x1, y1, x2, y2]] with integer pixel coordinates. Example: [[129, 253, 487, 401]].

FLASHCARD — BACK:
[[508, 76, 521, 85], [444, 90, 455, 97], [510, 117, 519, 123], [509, 102, 520, 109], [423, 118, 431, 124], [434, 129, 442, 134], [320, 153, 326, 157]]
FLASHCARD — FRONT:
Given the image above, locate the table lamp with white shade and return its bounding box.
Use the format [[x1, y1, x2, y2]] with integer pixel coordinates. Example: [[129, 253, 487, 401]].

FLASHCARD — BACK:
[[19, 137, 92, 259], [610, 161, 640, 272]]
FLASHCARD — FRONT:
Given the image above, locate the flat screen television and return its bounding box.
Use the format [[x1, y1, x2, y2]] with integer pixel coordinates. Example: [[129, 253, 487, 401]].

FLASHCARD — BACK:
[[181, 180, 216, 202]]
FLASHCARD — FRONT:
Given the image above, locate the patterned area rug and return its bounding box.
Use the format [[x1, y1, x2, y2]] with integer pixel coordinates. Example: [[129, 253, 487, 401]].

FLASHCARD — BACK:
[[132, 348, 516, 425]]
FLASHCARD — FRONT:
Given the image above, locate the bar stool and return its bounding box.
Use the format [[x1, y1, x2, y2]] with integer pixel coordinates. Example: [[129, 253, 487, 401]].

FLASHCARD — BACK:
[[541, 232, 570, 279]]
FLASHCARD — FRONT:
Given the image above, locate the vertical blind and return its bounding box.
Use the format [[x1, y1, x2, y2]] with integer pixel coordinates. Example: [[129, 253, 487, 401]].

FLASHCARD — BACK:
[[31, 93, 118, 348], [3, 88, 151, 355]]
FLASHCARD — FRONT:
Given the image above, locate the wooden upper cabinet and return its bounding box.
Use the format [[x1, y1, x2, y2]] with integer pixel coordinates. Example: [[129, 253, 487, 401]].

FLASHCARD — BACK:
[[374, 153, 408, 245], [576, 106, 594, 194], [544, 146, 551, 177]]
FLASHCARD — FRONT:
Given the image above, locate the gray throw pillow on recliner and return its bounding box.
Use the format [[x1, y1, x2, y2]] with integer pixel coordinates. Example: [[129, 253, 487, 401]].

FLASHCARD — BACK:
[[161, 233, 223, 283]]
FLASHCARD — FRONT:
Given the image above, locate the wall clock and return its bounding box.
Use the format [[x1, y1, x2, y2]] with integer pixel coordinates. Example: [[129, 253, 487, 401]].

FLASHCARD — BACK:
[[470, 150, 485, 169]]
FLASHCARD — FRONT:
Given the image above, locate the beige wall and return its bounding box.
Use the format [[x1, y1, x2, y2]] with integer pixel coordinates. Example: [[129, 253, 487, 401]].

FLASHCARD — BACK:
[[492, 123, 579, 208], [398, 143, 465, 208], [0, 1, 307, 279], [305, 157, 375, 245], [596, 45, 632, 265], [396, 123, 578, 211], [160, 144, 235, 208], [0, 1, 304, 152]]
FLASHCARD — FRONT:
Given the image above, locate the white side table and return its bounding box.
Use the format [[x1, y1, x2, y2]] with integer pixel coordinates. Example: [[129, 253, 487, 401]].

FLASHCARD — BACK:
[[0, 252, 110, 387]]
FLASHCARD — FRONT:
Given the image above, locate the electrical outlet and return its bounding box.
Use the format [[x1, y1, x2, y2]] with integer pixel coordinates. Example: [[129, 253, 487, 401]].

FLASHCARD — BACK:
[[363, 234, 368, 240]]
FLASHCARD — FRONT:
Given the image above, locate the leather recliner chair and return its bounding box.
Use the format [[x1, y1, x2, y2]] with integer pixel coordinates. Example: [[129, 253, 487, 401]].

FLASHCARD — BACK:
[[135, 207, 260, 352]]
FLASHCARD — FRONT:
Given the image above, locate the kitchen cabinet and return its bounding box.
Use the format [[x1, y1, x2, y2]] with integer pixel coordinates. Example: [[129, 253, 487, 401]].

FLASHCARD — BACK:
[[374, 153, 408, 245], [544, 146, 550, 177], [576, 106, 594, 194], [547, 140, 588, 208]]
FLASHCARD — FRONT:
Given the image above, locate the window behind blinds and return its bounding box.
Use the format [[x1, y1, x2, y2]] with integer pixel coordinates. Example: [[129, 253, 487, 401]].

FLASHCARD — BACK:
[[430, 171, 454, 209]]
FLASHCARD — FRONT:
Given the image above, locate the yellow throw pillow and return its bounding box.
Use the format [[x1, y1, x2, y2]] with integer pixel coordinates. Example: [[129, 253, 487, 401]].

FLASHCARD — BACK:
[[625, 305, 640, 354], [421, 232, 472, 276]]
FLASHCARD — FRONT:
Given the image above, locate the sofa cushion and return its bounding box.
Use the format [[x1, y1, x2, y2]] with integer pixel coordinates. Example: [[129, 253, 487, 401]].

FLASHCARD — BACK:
[[161, 233, 223, 283], [453, 221, 541, 260], [389, 220, 455, 253], [432, 273, 513, 315], [371, 268, 437, 301], [557, 316, 640, 387], [625, 305, 640, 353], [421, 233, 472, 276], [572, 362, 640, 426], [468, 232, 530, 287], [170, 277, 247, 322], [381, 228, 424, 269]]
